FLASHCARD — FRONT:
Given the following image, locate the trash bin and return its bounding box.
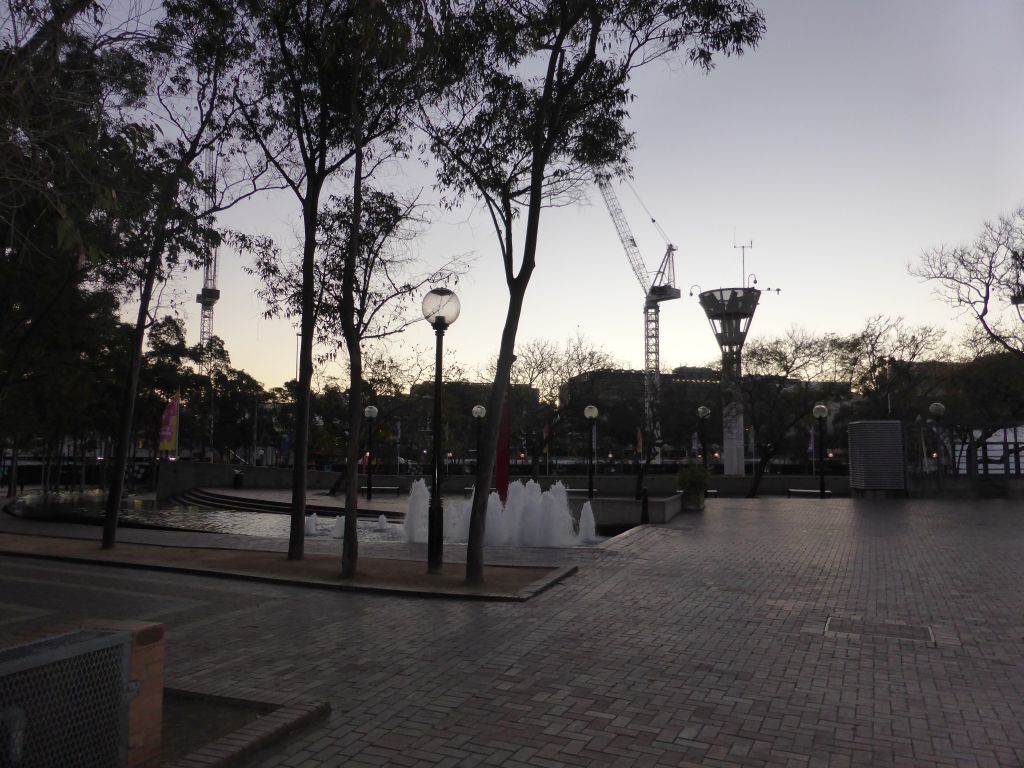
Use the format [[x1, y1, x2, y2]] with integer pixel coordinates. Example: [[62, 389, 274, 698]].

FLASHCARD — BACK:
[[233, 470, 245, 489]]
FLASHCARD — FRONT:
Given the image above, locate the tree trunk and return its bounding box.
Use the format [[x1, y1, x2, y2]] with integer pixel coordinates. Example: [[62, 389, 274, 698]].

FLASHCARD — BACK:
[[340, 143, 365, 578], [746, 454, 771, 498], [340, 349, 362, 577], [466, 281, 530, 583], [9, 445, 18, 497], [79, 438, 86, 492], [288, 197, 321, 560], [42, 442, 51, 501], [102, 239, 165, 549], [55, 438, 65, 492]]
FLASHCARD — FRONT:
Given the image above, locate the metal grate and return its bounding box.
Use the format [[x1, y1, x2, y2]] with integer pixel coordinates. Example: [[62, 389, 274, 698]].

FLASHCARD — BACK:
[[848, 420, 906, 490], [825, 617, 933, 643], [0, 631, 130, 768]]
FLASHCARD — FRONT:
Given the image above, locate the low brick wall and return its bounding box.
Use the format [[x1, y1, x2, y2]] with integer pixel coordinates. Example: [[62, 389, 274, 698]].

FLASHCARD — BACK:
[[157, 463, 856, 501], [582, 494, 681, 526], [82, 620, 165, 768]]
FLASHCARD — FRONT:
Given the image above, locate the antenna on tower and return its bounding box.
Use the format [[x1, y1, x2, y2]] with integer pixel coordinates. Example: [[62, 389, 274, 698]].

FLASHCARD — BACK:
[[196, 148, 221, 376], [733, 234, 753, 288]]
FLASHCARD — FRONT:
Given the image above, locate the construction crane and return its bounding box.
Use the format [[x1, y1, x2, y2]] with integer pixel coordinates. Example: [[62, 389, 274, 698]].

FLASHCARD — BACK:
[[596, 176, 681, 456], [196, 148, 221, 375]]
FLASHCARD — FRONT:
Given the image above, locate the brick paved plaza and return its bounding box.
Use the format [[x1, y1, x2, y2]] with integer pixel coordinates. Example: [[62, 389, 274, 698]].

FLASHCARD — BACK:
[[2, 497, 1023, 767]]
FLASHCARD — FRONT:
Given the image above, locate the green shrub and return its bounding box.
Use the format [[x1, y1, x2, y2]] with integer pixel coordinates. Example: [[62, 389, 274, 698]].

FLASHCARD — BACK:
[[678, 464, 709, 493]]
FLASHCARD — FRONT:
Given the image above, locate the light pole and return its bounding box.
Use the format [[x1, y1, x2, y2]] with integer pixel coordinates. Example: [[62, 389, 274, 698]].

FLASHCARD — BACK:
[[363, 405, 378, 501], [813, 403, 828, 498], [697, 405, 711, 469], [422, 287, 460, 574], [929, 401, 946, 487], [585, 405, 599, 499], [472, 405, 486, 472]]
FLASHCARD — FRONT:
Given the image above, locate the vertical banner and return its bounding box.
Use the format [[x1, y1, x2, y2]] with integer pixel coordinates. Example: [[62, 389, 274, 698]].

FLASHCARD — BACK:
[[158, 395, 180, 454]]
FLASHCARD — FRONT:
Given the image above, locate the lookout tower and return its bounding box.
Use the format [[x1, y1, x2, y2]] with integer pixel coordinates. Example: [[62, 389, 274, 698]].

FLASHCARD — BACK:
[[698, 287, 761, 476]]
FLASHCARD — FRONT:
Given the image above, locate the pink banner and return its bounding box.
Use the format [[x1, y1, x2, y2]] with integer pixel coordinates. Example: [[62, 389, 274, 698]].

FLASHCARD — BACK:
[[158, 396, 180, 452]]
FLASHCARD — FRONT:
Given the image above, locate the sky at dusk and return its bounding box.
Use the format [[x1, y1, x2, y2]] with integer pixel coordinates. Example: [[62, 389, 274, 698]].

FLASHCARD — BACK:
[[159, 0, 1024, 390]]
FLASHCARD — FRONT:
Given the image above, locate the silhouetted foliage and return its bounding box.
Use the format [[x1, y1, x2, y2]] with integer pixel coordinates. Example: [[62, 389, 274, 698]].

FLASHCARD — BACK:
[[915, 207, 1024, 360], [230, 0, 458, 566], [425, 0, 766, 581], [740, 329, 848, 496]]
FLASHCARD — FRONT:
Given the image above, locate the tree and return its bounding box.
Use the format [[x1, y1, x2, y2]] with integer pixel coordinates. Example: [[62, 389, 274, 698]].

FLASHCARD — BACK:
[[835, 315, 947, 422], [0, 287, 131, 493], [1, 2, 149, 404], [914, 206, 1024, 360], [1, 2, 157, 501], [427, 0, 764, 582], [480, 332, 616, 476], [96, 1, 257, 548], [134, 317, 200, 457], [740, 329, 848, 497], [244, 188, 461, 571], [939, 350, 1024, 479], [232, 0, 455, 565], [492, 331, 617, 408], [210, 367, 270, 460]]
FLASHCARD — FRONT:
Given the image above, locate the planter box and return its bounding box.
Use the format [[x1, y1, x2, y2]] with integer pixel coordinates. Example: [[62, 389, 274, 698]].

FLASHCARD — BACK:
[[681, 490, 705, 511], [570, 494, 682, 526]]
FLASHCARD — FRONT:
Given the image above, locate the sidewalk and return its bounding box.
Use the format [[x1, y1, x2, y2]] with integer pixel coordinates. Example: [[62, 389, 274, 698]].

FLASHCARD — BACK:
[[3, 497, 1024, 766], [0, 530, 572, 601]]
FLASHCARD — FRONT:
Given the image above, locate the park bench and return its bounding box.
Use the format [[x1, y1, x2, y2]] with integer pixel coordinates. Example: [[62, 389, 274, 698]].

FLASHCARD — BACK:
[[787, 488, 831, 498]]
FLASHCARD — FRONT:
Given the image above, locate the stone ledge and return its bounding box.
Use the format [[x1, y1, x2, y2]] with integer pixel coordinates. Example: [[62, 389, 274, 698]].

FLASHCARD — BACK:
[[161, 687, 330, 768]]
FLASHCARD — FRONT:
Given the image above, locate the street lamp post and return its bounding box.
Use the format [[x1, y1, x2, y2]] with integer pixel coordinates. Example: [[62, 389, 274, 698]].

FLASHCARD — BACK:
[[422, 288, 460, 574], [584, 405, 599, 499], [472, 405, 486, 472], [813, 403, 828, 498], [363, 405, 378, 501], [697, 405, 711, 469], [929, 402, 946, 489]]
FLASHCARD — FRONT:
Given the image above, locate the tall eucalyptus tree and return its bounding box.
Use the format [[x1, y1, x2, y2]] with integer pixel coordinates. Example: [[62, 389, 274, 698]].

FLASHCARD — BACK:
[[425, 0, 766, 582], [232, 0, 461, 565]]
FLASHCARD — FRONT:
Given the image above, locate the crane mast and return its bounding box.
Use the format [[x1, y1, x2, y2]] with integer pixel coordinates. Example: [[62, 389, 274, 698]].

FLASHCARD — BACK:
[[196, 148, 220, 375], [596, 177, 681, 455]]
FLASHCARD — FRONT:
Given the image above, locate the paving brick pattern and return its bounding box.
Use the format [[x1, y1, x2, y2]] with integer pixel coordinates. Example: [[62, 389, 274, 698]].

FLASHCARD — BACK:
[[3, 497, 1024, 766]]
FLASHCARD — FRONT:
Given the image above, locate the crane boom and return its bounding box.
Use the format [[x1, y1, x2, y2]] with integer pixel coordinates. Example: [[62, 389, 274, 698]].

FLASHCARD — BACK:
[[596, 176, 650, 294], [596, 176, 681, 459]]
